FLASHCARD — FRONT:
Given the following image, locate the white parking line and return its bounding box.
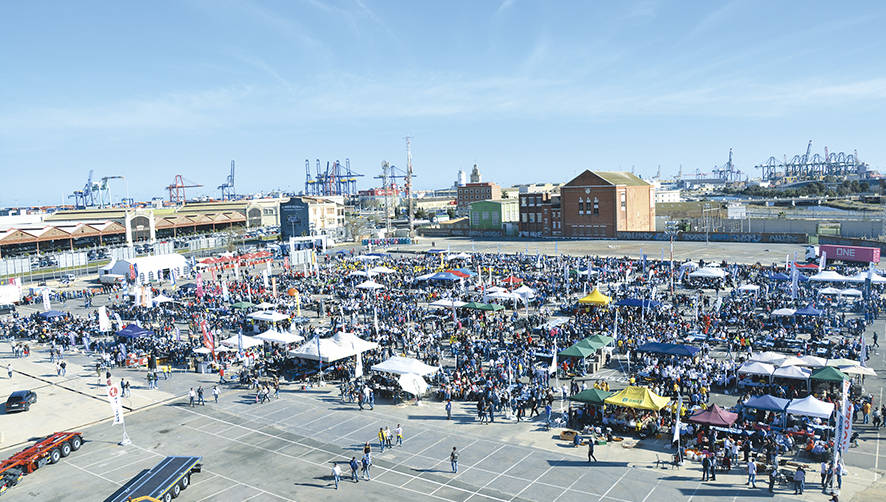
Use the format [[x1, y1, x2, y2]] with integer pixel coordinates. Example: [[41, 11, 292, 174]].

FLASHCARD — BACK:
[[464, 450, 536, 501], [196, 483, 238, 502], [65, 460, 122, 486], [597, 466, 631, 501], [639, 478, 662, 502]]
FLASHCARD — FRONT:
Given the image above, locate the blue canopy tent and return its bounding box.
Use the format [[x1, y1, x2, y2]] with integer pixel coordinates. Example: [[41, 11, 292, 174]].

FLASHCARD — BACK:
[[635, 342, 700, 357], [455, 268, 477, 277], [429, 272, 460, 281], [116, 324, 154, 339], [38, 310, 66, 319], [614, 298, 662, 308], [742, 394, 790, 412], [768, 272, 790, 281], [426, 249, 447, 254], [795, 305, 824, 317]]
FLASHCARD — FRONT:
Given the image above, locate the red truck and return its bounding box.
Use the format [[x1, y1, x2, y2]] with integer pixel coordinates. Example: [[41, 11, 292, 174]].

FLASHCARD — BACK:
[[805, 244, 881, 264]]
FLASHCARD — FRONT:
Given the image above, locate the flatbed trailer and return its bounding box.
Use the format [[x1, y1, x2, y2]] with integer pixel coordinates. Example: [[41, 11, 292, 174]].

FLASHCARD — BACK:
[[105, 456, 202, 502], [0, 432, 84, 496]]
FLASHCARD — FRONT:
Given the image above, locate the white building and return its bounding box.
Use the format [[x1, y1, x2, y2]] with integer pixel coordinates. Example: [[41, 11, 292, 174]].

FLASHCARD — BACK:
[[100, 254, 187, 284]]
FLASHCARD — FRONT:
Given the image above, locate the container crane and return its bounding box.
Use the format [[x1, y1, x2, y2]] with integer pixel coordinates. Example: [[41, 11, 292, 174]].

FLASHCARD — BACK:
[[166, 175, 202, 204], [218, 161, 235, 200]]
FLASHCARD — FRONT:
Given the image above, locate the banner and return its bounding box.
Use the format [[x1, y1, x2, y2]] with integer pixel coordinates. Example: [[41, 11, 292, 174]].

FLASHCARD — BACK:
[[196, 272, 204, 300], [42, 288, 51, 312], [263, 270, 270, 290], [836, 378, 852, 453], [272, 277, 277, 298], [107, 383, 125, 425], [221, 280, 230, 302], [200, 320, 215, 358], [98, 306, 111, 332], [354, 343, 363, 378], [283, 256, 290, 270], [673, 395, 683, 444]]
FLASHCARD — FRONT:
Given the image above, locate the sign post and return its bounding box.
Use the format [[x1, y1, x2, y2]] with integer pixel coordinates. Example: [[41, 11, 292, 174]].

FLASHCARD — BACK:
[[107, 383, 131, 446]]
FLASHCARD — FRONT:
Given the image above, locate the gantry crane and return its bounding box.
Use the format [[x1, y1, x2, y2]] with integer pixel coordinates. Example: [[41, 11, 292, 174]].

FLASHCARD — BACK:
[[166, 175, 202, 204]]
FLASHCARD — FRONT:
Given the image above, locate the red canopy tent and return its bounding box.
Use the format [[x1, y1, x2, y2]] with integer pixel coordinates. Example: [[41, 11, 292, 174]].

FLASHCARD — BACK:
[[502, 276, 523, 284], [687, 404, 738, 427]]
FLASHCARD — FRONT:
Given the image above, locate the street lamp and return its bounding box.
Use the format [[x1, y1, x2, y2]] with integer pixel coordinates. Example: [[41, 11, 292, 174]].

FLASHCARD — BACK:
[[665, 220, 678, 299]]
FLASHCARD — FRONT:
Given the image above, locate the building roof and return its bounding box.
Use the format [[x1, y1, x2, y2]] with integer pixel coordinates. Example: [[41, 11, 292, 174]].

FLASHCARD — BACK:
[[591, 171, 650, 186], [564, 170, 650, 187]]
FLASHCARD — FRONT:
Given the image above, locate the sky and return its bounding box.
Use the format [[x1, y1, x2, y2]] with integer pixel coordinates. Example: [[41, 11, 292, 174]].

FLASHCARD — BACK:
[[2, 0, 886, 205]]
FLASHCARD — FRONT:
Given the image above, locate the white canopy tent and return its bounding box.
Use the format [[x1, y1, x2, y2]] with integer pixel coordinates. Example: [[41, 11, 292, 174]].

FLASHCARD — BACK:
[[771, 308, 796, 317], [798, 355, 827, 368], [356, 280, 384, 290], [513, 285, 536, 297], [738, 361, 776, 376], [369, 266, 397, 275], [152, 295, 175, 305], [689, 267, 727, 279], [772, 365, 811, 380], [786, 395, 835, 419], [289, 332, 378, 363], [349, 270, 371, 277], [847, 271, 886, 284], [738, 284, 760, 292], [839, 365, 876, 377], [839, 288, 863, 297], [354, 255, 381, 262], [749, 351, 787, 364], [483, 291, 525, 304], [220, 334, 264, 349], [415, 272, 436, 281], [777, 356, 806, 367], [248, 310, 289, 323], [371, 356, 439, 376], [429, 299, 467, 308], [254, 302, 276, 310], [809, 270, 850, 282], [254, 328, 305, 345], [818, 287, 842, 295]]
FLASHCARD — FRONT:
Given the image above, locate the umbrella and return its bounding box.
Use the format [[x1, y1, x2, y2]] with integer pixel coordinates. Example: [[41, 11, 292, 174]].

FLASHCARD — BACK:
[[397, 373, 429, 396]]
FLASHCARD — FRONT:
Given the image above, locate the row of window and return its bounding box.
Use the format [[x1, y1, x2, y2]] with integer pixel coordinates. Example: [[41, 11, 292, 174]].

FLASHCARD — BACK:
[[577, 197, 599, 215]]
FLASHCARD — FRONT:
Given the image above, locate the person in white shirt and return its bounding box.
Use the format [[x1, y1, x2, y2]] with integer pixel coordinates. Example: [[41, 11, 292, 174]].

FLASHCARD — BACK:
[[747, 460, 757, 488], [331, 464, 342, 489]]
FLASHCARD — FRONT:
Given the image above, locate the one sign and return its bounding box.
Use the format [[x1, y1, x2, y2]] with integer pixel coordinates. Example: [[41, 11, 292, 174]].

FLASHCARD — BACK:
[[107, 384, 125, 425]]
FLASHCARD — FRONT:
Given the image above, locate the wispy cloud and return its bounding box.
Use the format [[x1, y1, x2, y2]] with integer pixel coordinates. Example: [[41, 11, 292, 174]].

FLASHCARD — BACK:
[[496, 0, 516, 15]]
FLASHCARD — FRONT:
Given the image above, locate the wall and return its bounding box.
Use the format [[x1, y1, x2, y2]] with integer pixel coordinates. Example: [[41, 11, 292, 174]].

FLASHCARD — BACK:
[[616, 230, 808, 244]]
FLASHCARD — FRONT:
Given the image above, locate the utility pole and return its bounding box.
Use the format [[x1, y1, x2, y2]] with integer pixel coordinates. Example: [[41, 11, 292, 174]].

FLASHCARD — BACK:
[[405, 136, 414, 235], [666, 220, 678, 299], [381, 161, 391, 234]]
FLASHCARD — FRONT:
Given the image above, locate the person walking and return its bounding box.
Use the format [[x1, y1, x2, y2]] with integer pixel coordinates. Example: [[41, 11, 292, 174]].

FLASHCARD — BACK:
[[395, 424, 403, 447], [59, 359, 66, 377], [746, 460, 757, 488], [450, 447, 459, 473], [212, 385, 219, 403], [7, 363, 12, 379], [378, 428, 386, 453], [821, 461, 828, 490], [331, 463, 341, 489], [794, 465, 806, 495], [768, 467, 778, 493], [349, 457, 360, 483], [587, 438, 597, 463], [445, 399, 452, 420], [702, 454, 711, 481], [384, 426, 393, 449], [188, 387, 196, 407], [197, 386, 205, 406], [361, 453, 371, 480]]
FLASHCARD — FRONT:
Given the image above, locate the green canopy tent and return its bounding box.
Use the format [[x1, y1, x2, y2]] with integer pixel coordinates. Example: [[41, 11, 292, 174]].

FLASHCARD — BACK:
[[810, 366, 847, 382], [558, 344, 597, 359], [461, 302, 504, 311], [231, 301, 255, 310], [585, 334, 614, 347], [568, 388, 613, 405]]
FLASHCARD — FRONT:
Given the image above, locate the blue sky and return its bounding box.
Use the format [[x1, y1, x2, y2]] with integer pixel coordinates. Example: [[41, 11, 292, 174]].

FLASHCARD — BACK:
[[2, 1, 886, 205]]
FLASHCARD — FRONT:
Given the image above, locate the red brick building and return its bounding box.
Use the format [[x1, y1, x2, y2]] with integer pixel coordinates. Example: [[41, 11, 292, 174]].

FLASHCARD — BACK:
[[456, 182, 501, 216], [559, 171, 654, 238], [518, 192, 562, 237]]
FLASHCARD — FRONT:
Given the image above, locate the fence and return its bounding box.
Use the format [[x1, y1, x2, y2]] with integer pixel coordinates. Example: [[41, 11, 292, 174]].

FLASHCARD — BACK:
[[617, 231, 808, 244]]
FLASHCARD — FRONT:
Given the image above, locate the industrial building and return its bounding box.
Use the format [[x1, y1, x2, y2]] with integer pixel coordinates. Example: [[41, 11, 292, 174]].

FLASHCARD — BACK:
[[559, 171, 655, 238], [279, 196, 346, 242], [456, 182, 501, 216], [469, 199, 519, 236]]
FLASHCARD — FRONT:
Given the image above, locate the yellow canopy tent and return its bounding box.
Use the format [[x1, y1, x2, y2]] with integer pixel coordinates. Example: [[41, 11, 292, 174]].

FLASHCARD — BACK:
[[577, 287, 611, 306], [604, 386, 670, 411]]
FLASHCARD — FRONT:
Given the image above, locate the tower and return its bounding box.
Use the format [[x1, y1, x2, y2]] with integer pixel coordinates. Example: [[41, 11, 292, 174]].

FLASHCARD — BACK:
[[457, 169, 467, 187], [470, 164, 481, 183]]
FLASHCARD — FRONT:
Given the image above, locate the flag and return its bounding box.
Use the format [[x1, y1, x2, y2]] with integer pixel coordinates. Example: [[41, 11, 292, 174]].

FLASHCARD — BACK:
[[200, 320, 215, 358], [790, 262, 799, 299], [42, 288, 51, 312], [818, 251, 827, 271], [221, 280, 230, 302], [283, 256, 290, 270], [673, 395, 683, 444], [354, 343, 363, 378], [196, 272, 204, 300], [784, 253, 789, 270], [263, 269, 270, 290], [860, 333, 867, 367], [170, 268, 176, 286], [549, 344, 558, 375], [272, 277, 277, 298], [237, 328, 244, 357]]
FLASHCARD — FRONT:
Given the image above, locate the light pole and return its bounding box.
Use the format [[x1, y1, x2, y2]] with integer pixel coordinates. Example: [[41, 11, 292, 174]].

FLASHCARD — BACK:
[[666, 220, 678, 299]]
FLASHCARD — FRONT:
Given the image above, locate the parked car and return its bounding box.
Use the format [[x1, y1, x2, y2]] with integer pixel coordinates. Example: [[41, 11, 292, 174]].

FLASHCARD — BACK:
[[5, 390, 37, 413], [0, 304, 15, 315]]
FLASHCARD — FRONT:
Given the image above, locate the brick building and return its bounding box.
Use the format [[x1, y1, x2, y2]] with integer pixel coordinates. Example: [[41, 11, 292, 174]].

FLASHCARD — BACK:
[[559, 171, 654, 238], [456, 182, 501, 216]]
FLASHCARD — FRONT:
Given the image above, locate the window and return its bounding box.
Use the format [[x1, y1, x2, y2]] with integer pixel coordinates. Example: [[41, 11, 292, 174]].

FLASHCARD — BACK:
[[593, 197, 599, 215], [521, 213, 527, 223], [578, 197, 584, 214], [521, 198, 527, 207], [620, 192, 626, 210], [529, 213, 535, 223]]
